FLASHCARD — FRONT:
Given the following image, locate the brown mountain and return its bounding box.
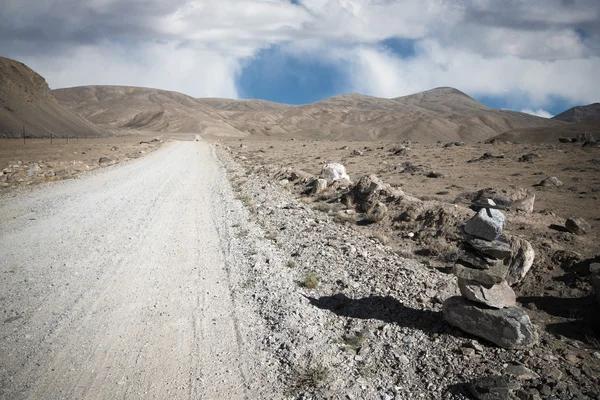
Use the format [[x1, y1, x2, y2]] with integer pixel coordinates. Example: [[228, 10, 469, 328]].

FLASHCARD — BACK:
[[552, 103, 600, 123], [0, 57, 105, 138], [53, 85, 564, 142]]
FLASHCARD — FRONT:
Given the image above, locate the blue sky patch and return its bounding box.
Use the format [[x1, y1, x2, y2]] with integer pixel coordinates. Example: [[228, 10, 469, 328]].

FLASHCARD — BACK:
[[237, 45, 346, 104]]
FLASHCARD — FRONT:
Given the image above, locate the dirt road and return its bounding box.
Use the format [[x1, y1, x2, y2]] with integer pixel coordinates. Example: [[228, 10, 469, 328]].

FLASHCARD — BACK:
[[0, 141, 259, 399]]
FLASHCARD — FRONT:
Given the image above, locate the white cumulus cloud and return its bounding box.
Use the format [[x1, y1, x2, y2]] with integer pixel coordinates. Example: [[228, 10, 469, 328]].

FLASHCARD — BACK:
[[520, 108, 553, 118]]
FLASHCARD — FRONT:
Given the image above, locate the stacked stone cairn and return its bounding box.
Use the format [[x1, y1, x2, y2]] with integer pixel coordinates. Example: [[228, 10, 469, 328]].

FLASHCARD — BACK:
[[443, 199, 539, 349]]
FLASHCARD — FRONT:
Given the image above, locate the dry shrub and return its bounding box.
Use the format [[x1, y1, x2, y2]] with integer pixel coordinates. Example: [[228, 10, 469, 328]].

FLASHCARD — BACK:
[[365, 201, 388, 223]]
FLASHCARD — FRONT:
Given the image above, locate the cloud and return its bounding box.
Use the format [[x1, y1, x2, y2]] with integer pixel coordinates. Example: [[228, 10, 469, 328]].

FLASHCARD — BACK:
[[0, 0, 599, 107], [520, 108, 553, 118]]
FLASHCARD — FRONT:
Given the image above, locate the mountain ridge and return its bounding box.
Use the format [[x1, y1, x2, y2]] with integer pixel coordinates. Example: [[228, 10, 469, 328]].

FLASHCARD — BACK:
[[53, 84, 563, 142]]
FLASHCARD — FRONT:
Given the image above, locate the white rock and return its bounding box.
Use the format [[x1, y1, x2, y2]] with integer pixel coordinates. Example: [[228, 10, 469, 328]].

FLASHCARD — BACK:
[[320, 163, 350, 183]]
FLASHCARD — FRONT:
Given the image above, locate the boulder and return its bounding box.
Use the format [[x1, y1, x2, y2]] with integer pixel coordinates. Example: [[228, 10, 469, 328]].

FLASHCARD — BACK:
[[463, 200, 506, 241], [98, 157, 113, 164], [466, 375, 521, 400], [565, 216, 591, 235], [459, 187, 535, 213], [320, 163, 350, 183], [575, 132, 595, 143], [458, 278, 517, 309], [351, 174, 401, 211], [351, 149, 363, 156], [559, 137, 574, 143], [453, 263, 509, 286], [443, 296, 538, 349], [311, 178, 328, 195], [539, 176, 563, 187], [505, 236, 535, 285]]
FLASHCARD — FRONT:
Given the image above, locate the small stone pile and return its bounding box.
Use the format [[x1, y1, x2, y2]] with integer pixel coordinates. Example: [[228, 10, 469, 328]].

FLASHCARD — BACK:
[[443, 199, 539, 349]]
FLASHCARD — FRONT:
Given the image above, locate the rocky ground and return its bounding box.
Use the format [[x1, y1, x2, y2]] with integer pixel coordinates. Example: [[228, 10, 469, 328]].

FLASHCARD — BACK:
[[213, 138, 600, 399], [0, 134, 164, 187]]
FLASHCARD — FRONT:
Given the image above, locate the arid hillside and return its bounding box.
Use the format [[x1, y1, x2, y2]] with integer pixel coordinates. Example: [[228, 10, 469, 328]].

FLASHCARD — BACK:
[[553, 103, 600, 123], [0, 57, 105, 138], [53, 85, 564, 142]]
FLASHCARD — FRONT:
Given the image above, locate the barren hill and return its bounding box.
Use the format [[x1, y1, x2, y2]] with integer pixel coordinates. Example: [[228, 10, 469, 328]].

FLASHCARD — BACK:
[[552, 103, 600, 123], [53, 85, 564, 142], [0, 57, 105, 138], [492, 120, 600, 143]]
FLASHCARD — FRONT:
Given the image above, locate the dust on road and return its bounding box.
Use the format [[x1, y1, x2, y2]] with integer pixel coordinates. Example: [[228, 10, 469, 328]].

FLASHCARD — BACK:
[[0, 141, 257, 399]]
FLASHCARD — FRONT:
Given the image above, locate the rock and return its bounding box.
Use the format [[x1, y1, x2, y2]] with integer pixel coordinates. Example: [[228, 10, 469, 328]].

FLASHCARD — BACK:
[[505, 236, 535, 285], [539, 176, 563, 187], [351, 149, 363, 156], [394, 161, 425, 174], [457, 248, 505, 270], [464, 236, 513, 261], [427, 171, 443, 178], [590, 271, 600, 305], [110, 146, 119, 151], [391, 146, 409, 155], [463, 200, 506, 241], [458, 278, 517, 309], [582, 140, 600, 148], [453, 263, 509, 286], [459, 187, 535, 213], [575, 132, 595, 142], [98, 157, 113, 164], [311, 178, 328, 195], [518, 153, 539, 162], [443, 297, 538, 349], [365, 201, 388, 223], [350, 174, 404, 212], [564, 216, 591, 235], [559, 137, 573, 143], [505, 364, 540, 380], [466, 375, 521, 400], [590, 263, 600, 274], [320, 163, 350, 183]]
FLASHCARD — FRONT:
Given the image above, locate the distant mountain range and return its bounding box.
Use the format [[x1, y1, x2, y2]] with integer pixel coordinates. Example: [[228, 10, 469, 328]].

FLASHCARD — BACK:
[[52, 85, 563, 142], [1, 56, 598, 142]]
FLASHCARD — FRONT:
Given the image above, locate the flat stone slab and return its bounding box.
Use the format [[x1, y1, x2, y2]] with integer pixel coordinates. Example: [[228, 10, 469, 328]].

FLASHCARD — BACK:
[[443, 296, 538, 349]]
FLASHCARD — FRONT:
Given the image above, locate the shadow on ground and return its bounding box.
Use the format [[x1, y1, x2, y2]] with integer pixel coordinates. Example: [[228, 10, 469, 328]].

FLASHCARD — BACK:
[[519, 294, 600, 342], [305, 293, 463, 337]]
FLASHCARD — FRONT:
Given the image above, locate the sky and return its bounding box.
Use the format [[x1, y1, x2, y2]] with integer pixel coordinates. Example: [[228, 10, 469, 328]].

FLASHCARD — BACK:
[[1, 1, 599, 117]]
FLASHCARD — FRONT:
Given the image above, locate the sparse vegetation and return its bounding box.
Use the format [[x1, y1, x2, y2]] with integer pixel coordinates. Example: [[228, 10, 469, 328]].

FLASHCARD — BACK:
[[339, 332, 367, 350], [236, 193, 257, 214], [266, 230, 278, 241], [289, 362, 329, 394], [365, 201, 388, 223], [370, 232, 389, 245], [300, 273, 319, 289], [286, 260, 297, 269]]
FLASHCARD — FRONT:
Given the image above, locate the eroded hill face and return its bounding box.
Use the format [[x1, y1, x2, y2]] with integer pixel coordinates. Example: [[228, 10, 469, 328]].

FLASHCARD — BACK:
[[52, 85, 564, 142], [0, 57, 105, 138]]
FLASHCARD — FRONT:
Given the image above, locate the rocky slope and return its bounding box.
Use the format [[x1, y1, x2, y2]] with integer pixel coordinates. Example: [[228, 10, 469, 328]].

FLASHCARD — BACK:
[[53, 85, 563, 142], [0, 57, 105, 138], [214, 143, 600, 399], [553, 103, 600, 123]]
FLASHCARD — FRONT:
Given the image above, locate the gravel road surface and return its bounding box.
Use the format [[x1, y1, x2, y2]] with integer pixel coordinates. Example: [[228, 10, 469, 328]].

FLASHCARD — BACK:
[[0, 141, 262, 399]]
